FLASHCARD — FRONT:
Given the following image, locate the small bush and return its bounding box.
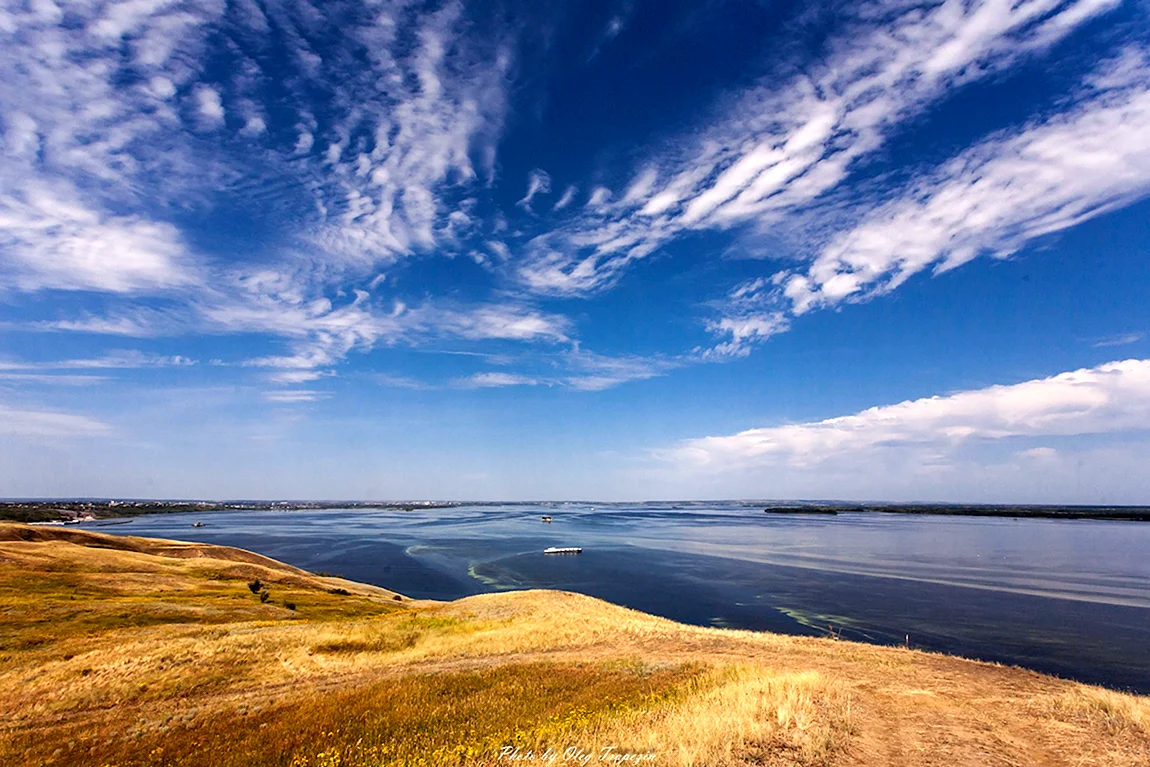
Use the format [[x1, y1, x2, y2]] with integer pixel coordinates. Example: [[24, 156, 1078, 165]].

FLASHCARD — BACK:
[[285, 602, 296, 611], [393, 595, 402, 601], [328, 587, 350, 596], [259, 590, 270, 603], [247, 579, 263, 594]]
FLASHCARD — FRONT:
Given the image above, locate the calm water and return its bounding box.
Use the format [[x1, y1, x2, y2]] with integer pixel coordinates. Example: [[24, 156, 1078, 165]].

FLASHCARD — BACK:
[[79, 503, 1150, 693]]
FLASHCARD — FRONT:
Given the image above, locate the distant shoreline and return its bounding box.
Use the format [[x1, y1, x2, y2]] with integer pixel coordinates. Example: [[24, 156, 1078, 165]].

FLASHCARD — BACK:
[[0, 500, 460, 524], [763, 504, 1150, 521], [2, 499, 1149, 523]]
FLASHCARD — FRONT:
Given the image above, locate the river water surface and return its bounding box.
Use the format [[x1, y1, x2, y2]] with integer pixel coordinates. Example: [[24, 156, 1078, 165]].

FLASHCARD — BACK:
[[80, 503, 1150, 693]]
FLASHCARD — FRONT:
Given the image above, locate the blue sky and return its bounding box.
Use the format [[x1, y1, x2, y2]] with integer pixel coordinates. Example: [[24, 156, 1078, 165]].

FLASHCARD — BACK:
[[2, 0, 1150, 502]]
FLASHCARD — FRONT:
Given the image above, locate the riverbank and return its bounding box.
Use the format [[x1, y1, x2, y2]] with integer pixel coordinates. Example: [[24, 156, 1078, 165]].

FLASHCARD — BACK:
[[1, 523, 1146, 766], [4, 499, 1150, 524], [0, 499, 459, 523]]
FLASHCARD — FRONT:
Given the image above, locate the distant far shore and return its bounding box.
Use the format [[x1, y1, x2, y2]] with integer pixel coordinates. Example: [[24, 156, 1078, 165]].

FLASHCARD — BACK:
[[0, 500, 459, 524], [760, 503, 1150, 521], [2, 499, 1149, 523]]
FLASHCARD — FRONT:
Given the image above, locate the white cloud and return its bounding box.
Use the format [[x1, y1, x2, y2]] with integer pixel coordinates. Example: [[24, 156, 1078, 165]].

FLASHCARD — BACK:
[[373, 373, 435, 390], [213, 264, 571, 381], [553, 185, 577, 211], [460, 372, 539, 388], [2, 112, 39, 159], [1094, 332, 1144, 348], [193, 84, 225, 128], [455, 348, 672, 392], [667, 359, 1150, 471], [0, 180, 196, 293], [0, 403, 111, 437], [294, 130, 315, 154], [517, 169, 552, 210], [699, 277, 791, 357], [0, 0, 515, 301], [0, 0, 222, 294], [703, 314, 789, 358], [303, 2, 513, 266], [485, 240, 511, 262], [267, 370, 330, 384], [0, 374, 109, 386], [441, 305, 569, 343], [0, 351, 196, 371], [29, 310, 178, 337], [587, 186, 611, 208], [263, 390, 327, 403], [561, 347, 674, 391], [515, 0, 1122, 296], [781, 53, 1150, 314], [1015, 446, 1060, 462], [241, 115, 267, 136]]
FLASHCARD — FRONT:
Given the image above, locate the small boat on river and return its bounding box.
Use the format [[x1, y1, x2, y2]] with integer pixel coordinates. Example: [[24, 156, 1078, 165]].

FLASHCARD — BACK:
[[543, 546, 582, 554]]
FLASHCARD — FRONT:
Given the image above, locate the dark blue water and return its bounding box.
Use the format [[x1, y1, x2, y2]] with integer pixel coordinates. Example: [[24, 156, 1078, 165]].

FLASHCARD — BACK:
[[78, 503, 1150, 693]]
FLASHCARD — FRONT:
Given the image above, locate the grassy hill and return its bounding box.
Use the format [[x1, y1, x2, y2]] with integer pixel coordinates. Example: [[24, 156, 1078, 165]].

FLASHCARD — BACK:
[[1, 523, 1146, 767]]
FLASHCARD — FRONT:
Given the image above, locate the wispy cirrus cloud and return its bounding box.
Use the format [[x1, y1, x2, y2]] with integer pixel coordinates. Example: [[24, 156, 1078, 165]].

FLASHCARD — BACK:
[[459, 372, 540, 388], [0, 0, 226, 294], [0, 180, 199, 293], [699, 278, 789, 358], [515, 0, 1123, 297], [665, 359, 1150, 471], [0, 374, 110, 386], [388, 346, 675, 392], [293, 0, 513, 267], [1095, 332, 1144, 348], [561, 347, 675, 391], [0, 351, 196, 371], [28, 309, 186, 337], [517, 169, 552, 211], [263, 389, 329, 403], [0, 403, 111, 437], [458, 347, 676, 391], [0, 0, 514, 297], [211, 263, 571, 387], [774, 52, 1150, 318]]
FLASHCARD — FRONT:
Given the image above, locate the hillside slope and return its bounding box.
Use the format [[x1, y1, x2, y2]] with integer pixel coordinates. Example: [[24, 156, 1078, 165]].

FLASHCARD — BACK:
[[1, 523, 1146, 767]]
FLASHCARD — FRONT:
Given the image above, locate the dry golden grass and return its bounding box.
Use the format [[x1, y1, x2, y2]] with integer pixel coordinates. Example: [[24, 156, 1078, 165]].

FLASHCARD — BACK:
[[1, 523, 1147, 767], [524, 666, 855, 767]]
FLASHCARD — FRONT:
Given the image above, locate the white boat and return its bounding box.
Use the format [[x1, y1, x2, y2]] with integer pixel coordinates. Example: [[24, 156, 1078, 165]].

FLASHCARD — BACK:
[[543, 546, 582, 555]]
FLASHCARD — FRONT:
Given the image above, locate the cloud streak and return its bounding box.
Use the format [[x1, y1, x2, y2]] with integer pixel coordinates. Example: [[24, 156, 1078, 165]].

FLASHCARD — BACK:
[[515, 0, 1122, 297], [0, 0, 225, 293], [0, 403, 111, 437], [666, 359, 1150, 471], [779, 52, 1150, 316], [0, 0, 514, 299]]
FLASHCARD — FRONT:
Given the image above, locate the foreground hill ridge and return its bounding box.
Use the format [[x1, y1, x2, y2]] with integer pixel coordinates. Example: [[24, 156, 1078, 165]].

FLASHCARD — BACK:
[[0, 523, 1146, 767]]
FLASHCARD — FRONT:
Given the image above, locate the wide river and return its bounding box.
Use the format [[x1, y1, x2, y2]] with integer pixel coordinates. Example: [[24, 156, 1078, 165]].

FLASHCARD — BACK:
[[79, 503, 1150, 693]]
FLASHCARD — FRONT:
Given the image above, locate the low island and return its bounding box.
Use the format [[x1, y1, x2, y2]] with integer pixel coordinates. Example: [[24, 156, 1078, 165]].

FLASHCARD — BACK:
[[1, 523, 1147, 766]]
